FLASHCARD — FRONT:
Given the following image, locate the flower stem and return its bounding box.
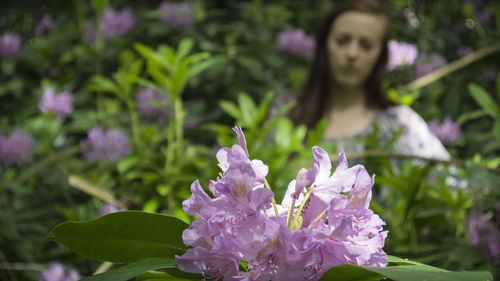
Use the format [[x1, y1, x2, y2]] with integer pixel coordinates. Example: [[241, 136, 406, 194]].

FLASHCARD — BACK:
[[290, 189, 313, 228], [307, 210, 327, 229], [264, 178, 279, 217], [286, 197, 296, 228]]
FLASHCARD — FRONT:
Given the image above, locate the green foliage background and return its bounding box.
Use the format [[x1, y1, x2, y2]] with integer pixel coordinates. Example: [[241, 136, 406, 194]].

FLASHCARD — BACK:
[[0, 0, 499, 280]]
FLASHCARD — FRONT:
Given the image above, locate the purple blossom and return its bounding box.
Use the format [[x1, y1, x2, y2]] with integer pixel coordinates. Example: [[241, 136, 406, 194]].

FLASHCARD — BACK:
[[476, 10, 492, 27], [276, 29, 315, 58], [159, 1, 195, 28], [136, 88, 169, 124], [176, 126, 387, 280], [0, 130, 34, 167], [0, 32, 21, 58], [99, 203, 125, 216], [80, 127, 131, 161], [387, 40, 418, 70], [101, 7, 135, 39], [39, 87, 74, 120], [83, 21, 97, 43], [466, 209, 500, 264], [428, 116, 461, 145], [83, 7, 134, 43], [456, 46, 472, 57], [484, 68, 498, 81], [415, 53, 446, 78], [40, 262, 81, 281], [35, 15, 54, 36]]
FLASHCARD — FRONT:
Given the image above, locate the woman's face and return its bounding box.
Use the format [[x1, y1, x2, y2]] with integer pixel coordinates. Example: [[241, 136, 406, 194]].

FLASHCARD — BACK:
[[327, 11, 387, 89]]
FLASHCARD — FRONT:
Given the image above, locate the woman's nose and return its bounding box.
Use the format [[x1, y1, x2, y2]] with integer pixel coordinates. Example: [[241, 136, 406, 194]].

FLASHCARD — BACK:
[[346, 42, 359, 59]]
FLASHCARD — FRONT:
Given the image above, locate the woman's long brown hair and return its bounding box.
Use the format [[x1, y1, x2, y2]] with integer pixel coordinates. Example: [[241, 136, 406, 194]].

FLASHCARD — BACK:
[[289, 0, 395, 128]]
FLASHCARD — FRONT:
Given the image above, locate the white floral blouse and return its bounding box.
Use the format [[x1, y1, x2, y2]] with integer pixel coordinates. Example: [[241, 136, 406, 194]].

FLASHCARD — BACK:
[[331, 105, 451, 161]]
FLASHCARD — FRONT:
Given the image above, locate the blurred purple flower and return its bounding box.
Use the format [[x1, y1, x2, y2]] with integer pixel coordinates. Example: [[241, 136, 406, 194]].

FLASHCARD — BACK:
[[466, 209, 500, 264], [0, 32, 21, 58], [428, 116, 461, 145], [464, 0, 483, 9], [276, 29, 315, 58], [35, 15, 54, 36], [159, 1, 195, 28], [476, 10, 492, 27], [83, 7, 134, 43], [387, 40, 419, 70], [136, 88, 169, 124], [81, 127, 131, 161], [39, 87, 74, 120], [101, 7, 135, 39], [99, 203, 125, 216], [0, 130, 34, 167], [40, 262, 81, 281], [184, 120, 198, 131], [456, 46, 472, 57], [415, 53, 446, 78], [83, 21, 97, 43], [484, 68, 498, 81]]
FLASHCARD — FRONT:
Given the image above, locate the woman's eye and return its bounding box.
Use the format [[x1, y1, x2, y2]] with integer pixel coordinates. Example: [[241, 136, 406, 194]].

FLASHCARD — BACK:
[[360, 40, 374, 50], [335, 36, 350, 45]]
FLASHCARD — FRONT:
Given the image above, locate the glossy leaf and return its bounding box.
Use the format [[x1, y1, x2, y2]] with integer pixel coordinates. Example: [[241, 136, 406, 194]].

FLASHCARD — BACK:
[[468, 83, 500, 118], [81, 258, 177, 281], [319, 263, 493, 281], [49, 211, 188, 263]]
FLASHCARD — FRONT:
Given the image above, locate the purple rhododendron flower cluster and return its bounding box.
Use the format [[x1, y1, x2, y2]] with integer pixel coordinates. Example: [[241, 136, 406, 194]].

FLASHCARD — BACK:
[[83, 7, 134, 43], [39, 87, 74, 120], [0, 129, 34, 167], [415, 53, 446, 78], [40, 262, 81, 281], [456, 46, 472, 57], [159, 1, 195, 28], [466, 209, 500, 264], [387, 40, 418, 70], [99, 202, 125, 216], [101, 7, 135, 39], [428, 117, 461, 145], [80, 127, 131, 161], [276, 29, 315, 58], [35, 15, 54, 36], [176, 126, 387, 281], [0, 32, 21, 57], [136, 88, 169, 124]]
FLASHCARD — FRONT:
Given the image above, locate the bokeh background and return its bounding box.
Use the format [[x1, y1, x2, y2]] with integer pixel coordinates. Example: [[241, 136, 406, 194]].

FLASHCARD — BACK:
[[1, 0, 499, 280]]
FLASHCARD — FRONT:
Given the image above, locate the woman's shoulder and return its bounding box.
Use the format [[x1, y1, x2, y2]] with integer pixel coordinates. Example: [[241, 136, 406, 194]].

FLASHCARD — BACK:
[[377, 104, 451, 160]]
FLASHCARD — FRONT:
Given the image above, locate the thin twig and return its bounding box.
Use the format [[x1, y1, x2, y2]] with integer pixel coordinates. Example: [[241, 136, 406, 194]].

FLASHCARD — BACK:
[[93, 262, 113, 275], [68, 175, 128, 209], [17, 145, 82, 184], [402, 42, 500, 92], [0, 262, 45, 272], [324, 150, 500, 173]]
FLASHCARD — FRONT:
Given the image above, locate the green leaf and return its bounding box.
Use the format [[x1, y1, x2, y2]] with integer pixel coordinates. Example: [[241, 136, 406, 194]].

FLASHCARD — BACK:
[[238, 93, 258, 127], [117, 157, 139, 174], [49, 211, 188, 263], [456, 109, 488, 125], [219, 100, 242, 120], [185, 57, 218, 80], [319, 264, 493, 281], [255, 91, 275, 126], [89, 76, 120, 95], [468, 83, 500, 118], [81, 258, 176, 281], [493, 120, 500, 141], [175, 38, 194, 65], [496, 73, 500, 101]]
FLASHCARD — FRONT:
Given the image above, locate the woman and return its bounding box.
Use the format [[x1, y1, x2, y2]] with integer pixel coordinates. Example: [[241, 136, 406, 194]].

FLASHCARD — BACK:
[[289, 0, 450, 160]]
